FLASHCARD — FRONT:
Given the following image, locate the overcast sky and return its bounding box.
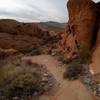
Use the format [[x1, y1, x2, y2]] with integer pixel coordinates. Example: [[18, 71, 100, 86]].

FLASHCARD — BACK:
[[0, 0, 99, 22]]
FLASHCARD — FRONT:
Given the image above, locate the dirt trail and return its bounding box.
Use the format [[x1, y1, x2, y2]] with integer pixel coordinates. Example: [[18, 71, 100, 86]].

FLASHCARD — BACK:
[[22, 55, 97, 100]]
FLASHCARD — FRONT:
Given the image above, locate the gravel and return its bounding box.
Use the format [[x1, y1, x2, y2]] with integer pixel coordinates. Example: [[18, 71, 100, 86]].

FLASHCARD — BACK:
[[80, 70, 100, 97]]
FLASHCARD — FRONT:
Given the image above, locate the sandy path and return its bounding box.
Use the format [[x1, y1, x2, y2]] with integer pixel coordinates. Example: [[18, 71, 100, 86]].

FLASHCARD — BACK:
[[22, 55, 97, 100]]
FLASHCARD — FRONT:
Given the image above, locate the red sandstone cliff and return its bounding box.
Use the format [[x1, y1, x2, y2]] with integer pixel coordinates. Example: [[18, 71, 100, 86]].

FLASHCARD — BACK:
[[59, 0, 100, 60]]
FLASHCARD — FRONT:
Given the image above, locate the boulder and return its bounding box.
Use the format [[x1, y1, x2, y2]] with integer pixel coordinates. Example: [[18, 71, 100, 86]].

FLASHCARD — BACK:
[[60, 0, 98, 59]]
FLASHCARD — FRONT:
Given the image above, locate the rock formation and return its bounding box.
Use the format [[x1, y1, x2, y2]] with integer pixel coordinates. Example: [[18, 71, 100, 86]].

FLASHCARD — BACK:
[[59, 0, 100, 59], [0, 19, 46, 38], [0, 19, 62, 57], [0, 19, 54, 50]]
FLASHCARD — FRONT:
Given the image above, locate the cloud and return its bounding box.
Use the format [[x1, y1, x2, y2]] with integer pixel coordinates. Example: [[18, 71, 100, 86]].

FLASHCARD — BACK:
[[92, 0, 100, 2], [1, 0, 98, 22], [0, 0, 67, 22]]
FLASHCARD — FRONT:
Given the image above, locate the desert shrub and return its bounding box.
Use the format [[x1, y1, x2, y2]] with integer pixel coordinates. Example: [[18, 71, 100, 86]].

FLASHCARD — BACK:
[[63, 62, 86, 80], [18, 46, 44, 56], [58, 56, 72, 64], [30, 47, 42, 55], [92, 73, 100, 84], [79, 51, 90, 64], [76, 43, 91, 64], [61, 59, 71, 64], [43, 35, 59, 44], [51, 49, 71, 64], [0, 51, 8, 60], [30, 46, 50, 56], [0, 62, 43, 100]]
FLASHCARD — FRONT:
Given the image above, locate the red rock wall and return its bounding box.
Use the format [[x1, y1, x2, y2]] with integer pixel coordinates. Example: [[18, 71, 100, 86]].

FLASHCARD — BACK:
[[60, 0, 99, 59]]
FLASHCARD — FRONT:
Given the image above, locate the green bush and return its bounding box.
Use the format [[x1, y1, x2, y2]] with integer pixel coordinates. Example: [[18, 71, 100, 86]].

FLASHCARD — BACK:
[[0, 62, 43, 99]]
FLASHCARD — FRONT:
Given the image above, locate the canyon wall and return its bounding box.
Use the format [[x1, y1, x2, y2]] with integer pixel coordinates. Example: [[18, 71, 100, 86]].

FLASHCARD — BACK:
[[60, 0, 100, 60]]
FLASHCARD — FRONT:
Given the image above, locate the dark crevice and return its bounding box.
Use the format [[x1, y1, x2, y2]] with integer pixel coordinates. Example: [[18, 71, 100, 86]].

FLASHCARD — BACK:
[[91, 24, 99, 47], [91, 2, 100, 47]]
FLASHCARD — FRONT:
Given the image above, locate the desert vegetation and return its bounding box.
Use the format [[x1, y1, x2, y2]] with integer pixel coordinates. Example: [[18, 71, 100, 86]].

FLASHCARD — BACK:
[[63, 63, 86, 80], [0, 59, 56, 99]]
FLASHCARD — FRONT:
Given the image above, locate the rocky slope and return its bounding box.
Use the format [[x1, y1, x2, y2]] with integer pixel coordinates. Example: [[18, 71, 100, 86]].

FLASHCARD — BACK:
[[0, 19, 62, 56], [0, 19, 43, 49]]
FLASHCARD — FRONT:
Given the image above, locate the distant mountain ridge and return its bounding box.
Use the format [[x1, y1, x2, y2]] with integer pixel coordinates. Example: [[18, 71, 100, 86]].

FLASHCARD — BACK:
[[39, 21, 66, 32], [0, 19, 62, 51], [0, 19, 66, 32]]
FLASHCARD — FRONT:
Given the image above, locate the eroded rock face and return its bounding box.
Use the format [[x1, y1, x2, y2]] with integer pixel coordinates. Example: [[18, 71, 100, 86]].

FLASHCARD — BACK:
[[60, 0, 99, 59], [0, 19, 56, 51]]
